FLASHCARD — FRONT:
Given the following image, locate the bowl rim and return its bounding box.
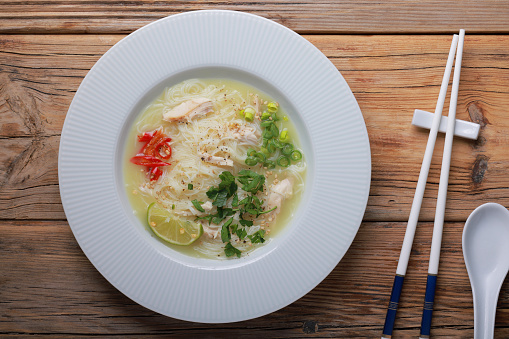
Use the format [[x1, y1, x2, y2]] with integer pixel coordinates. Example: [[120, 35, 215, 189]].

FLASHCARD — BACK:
[[58, 9, 371, 323]]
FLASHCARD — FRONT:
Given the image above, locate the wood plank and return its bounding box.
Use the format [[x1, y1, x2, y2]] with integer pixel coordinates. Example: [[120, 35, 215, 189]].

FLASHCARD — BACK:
[[1, 1, 509, 34], [1, 35, 509, 221], [311, 34, 509, 222], [3, 220, 508, 337], [0, 136, 62, 219]]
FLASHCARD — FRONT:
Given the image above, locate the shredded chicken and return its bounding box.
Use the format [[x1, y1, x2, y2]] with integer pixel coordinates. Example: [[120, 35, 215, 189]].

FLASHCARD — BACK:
[[267, 178, 293, 216], [231, 125, 260, 145], [201, 222, 220, 239], [163, 98, 213, 122], [201, 201, 213, 212], [200, 152, 233, 167]]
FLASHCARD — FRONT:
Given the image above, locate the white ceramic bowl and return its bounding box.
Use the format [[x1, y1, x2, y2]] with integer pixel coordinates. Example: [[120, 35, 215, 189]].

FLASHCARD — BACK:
[[59, 10, 371, 323]]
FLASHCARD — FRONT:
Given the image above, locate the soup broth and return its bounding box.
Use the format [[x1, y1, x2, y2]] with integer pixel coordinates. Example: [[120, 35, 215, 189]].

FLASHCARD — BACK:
[[124, 79, 306, 259]]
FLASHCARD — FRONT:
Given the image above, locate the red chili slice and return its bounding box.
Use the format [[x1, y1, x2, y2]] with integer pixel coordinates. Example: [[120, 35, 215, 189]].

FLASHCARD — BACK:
[[131, 129, 172, 182], [148, 166, 163, 181], [130, 155, 170, 167], [156, 138, 172, 159], [141, 131, 168, 154], [137, 130, 156, 142], [139, 129, 161, 155]]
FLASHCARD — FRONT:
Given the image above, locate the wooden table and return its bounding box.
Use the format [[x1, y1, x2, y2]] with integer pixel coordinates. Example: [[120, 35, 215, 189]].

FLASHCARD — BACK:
[[2, 2, 509, 337]]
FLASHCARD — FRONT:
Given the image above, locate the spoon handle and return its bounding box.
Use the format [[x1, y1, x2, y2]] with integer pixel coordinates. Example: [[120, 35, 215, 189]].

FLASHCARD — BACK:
[[474, 288, 499, 339]]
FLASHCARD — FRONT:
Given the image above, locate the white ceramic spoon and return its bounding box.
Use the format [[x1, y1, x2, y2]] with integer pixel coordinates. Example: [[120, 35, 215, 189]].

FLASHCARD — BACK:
[[463, 203, 509, 339]]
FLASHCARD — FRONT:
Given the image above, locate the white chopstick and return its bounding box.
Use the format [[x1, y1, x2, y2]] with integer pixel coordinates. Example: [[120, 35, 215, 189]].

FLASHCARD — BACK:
[[420, 29, 465, 338], [382, 33, 459, 339], [396, 33, 460, 277]]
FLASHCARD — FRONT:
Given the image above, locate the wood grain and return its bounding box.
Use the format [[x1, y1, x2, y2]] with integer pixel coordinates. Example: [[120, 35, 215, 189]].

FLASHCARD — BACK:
[[2, 34, 509, 221], [2, 3, 509, 337], [3, 219, 508, 337], [1, 1, 509, 34]]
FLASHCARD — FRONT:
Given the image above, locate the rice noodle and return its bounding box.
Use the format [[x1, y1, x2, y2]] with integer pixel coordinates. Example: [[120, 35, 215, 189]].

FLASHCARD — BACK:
[[127, 79, 306, 259]]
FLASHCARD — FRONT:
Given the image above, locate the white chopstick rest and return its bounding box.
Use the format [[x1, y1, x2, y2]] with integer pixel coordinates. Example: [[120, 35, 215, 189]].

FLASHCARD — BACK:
[[412, 109, 480, 140]]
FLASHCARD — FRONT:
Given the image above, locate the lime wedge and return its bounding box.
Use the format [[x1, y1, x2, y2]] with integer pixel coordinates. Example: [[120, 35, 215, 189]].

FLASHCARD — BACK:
[[147, 202, 203, 245]]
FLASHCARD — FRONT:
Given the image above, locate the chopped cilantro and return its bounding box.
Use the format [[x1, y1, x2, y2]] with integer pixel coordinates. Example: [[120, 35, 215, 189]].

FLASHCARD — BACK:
[[206, 186, 219, 200], [218, 171, 237, 196], [197, 207, 238, 226], [221, 217, 234, 243], [188, 183, 193, 190], [193, 170, 275, 257], [232, 193, 239, 207], [257, 206, 277, 215], [245, 206, 259, 216], [213, 190, 228, 207], [252, 196, 262, 208], [224, 242, 241, 258], [231, 223, 239, 234], [212, 216, 223, 225], [195, 214, 213, 223], [191, 199, 205, 212], [206, 171, 238, 208], [236, 228, 247, 239], [216, 207, 236, 220], [237, 170, 265, 194], [248, 230, 266, 244], [239, 219, 253, 227], [238, 196, 250, 205]]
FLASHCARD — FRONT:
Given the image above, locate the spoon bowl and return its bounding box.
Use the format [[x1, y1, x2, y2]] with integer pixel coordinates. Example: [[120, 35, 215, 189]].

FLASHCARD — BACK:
[[463, 203, 509, 339]]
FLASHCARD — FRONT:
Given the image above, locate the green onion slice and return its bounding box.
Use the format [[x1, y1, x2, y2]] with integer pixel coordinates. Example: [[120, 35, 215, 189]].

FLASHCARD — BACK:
[[267, 141, 277, 153], [262, 128, 273, 139], [254, 152, 266, 163], [277, 155, 291, 167], [291, 149, 302, 161], [272, 139, 284, 149], [267, 102, 278, 113], [279, 129, 289, 142], [245, 157, 258, 166], [246, 148, 257, 157], [282, 143, 294, 155], [244, 107, 255, 115], [244, 111, 254, 122], [263, 160, 276, 169], [261, 111, 271, 120], [270, 123, 279, 138]]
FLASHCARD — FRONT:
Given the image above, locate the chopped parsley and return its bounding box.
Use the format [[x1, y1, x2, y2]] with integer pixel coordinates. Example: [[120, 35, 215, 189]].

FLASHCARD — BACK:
[[206, 171, 237, 208], [239, 219, 253, 227], [237, 170, 265, 194], [195, 170, 274, 258], [224, 242, 241, 258], [236, 227, 247, 240], [191, 199, 205, 212], [220, 217, 234, 243], [248, 230, 266, 244], [188, 183, 193, 190]]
